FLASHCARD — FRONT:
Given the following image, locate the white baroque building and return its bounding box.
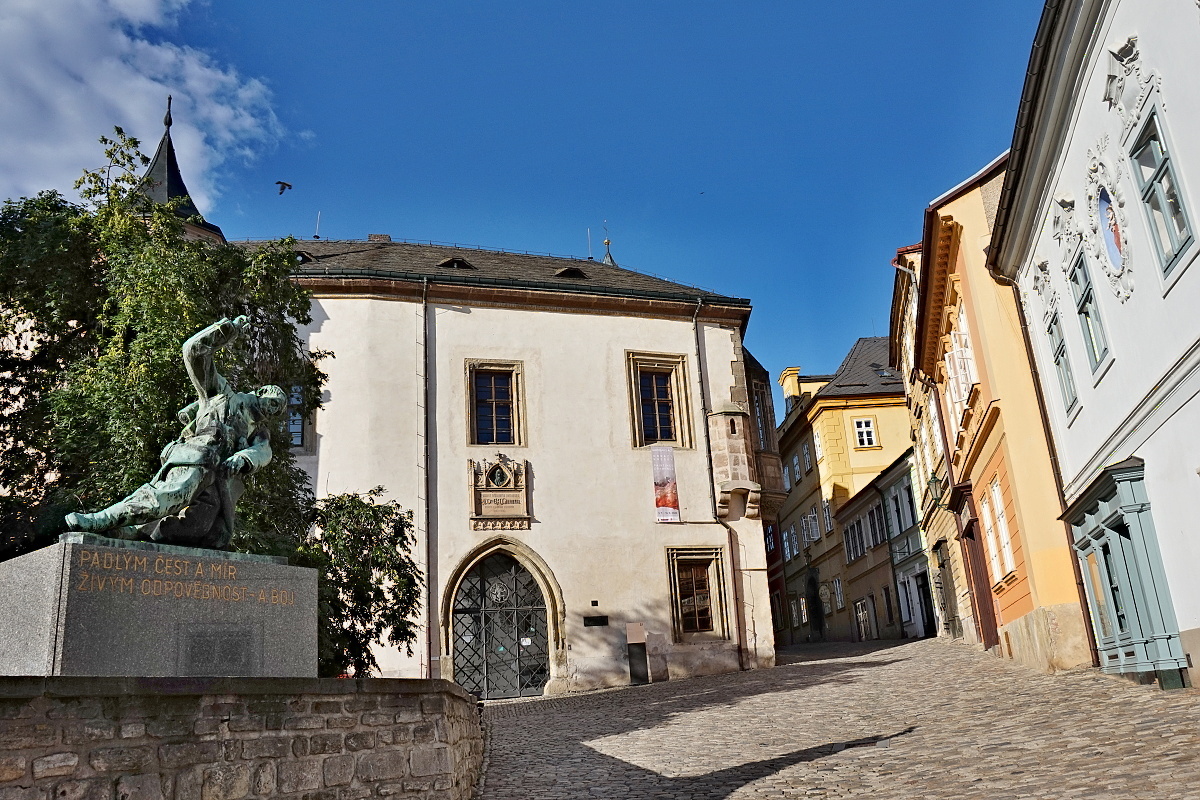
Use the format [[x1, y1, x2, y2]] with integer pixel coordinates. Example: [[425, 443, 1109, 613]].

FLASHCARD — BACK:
[[989, 0, 1200, 687], [286, 237, 779, 697]]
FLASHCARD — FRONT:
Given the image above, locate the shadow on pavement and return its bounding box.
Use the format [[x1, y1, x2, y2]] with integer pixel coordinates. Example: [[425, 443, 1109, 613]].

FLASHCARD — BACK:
[[481, 644, 919, 799]]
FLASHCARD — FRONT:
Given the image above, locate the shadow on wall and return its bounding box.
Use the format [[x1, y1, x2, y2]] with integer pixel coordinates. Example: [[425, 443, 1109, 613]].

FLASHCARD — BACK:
[[482, 648, 913, 798]]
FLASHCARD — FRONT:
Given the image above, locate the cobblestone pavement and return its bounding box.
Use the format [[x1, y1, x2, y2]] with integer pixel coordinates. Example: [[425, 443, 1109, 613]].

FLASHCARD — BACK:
[[479, 637, 1200, 799]]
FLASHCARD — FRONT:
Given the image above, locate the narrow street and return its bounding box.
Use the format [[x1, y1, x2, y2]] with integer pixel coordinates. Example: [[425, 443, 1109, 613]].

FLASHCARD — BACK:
[[480, 638, 1200, 799]]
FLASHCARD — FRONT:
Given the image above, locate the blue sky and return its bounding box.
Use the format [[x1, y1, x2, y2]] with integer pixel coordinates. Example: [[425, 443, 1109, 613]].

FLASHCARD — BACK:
[[0, 1, 1044, 420]]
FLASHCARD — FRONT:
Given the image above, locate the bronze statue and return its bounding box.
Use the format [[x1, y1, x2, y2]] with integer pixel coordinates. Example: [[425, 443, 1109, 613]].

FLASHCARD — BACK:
[[65, 317, 286, 549]]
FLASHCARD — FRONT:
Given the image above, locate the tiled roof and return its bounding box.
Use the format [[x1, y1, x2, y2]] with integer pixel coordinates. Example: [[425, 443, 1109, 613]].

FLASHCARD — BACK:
[[282, 240, 749, 306], [814, 337, 904, 398]]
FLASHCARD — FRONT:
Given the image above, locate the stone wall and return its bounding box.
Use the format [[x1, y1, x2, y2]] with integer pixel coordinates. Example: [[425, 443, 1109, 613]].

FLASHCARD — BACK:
[[0, 677, 482, 800]]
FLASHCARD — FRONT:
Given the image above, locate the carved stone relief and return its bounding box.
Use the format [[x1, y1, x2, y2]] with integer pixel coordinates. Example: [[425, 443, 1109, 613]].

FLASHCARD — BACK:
[[1102, 36, 1160, 138], [1084, 136, 1135, 301], [469, 454, 531, 531], [1030, 259, 1059, 320], [1051, 194, 1082, 259]]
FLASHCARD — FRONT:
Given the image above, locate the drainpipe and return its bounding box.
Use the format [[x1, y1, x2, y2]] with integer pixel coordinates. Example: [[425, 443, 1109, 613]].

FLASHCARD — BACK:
[[994, 275, 1100, 668], [692, 298, 718, 519], [421, 278, 437, 679], [694, 297, 748, 670]]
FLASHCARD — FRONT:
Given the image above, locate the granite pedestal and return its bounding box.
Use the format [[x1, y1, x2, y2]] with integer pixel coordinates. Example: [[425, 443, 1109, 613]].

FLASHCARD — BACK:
[[0, 534, 317, 677]]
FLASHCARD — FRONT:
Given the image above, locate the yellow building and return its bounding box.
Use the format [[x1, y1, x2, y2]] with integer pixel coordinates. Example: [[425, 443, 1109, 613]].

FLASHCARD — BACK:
[[775, 337, 909, 642], [911, 154, 1091, 671]]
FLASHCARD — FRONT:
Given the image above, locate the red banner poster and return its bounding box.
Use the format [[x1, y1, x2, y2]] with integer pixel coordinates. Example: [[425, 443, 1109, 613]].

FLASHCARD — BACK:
[[651, 446, 680, 523]]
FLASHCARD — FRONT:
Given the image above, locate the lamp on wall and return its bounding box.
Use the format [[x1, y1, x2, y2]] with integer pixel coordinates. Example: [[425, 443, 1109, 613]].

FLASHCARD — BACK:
[[927, 472, 950, 510]]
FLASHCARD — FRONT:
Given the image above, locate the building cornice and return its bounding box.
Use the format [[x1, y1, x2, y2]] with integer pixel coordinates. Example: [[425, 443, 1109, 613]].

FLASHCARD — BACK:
[[915, 215, 963, 376], [987, 0, 1109, 282], [298, 276, 752, 328]]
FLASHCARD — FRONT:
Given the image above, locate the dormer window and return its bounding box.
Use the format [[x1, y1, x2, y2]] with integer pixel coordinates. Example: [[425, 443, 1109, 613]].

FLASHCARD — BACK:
[[438, 256, 476, 270], [554, 266, 589, 279], [295, 251, 315, 265]]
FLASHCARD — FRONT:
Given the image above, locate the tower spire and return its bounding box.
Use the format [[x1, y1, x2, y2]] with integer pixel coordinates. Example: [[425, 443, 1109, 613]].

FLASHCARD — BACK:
[[139, 95, 225, 242], [601, 222, 617, 267]]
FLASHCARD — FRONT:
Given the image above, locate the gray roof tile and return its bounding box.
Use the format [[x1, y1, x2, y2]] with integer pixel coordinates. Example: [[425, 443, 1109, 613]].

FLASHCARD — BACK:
[[814, 337, 904, 399], [281, 240, 749, 305]]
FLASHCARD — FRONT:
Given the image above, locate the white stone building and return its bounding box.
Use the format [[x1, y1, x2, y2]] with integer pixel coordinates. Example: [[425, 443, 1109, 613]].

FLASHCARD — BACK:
[[989, 0, 1200, 687], [287, 237, 779, 697]]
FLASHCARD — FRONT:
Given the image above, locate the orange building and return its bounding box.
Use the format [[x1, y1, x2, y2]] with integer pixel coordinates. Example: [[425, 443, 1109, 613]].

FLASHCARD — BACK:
[[912, 155, 1092, 672]]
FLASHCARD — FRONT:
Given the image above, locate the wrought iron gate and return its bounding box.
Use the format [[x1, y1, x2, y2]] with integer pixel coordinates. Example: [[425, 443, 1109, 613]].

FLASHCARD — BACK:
[[451, 553, 549, 699]]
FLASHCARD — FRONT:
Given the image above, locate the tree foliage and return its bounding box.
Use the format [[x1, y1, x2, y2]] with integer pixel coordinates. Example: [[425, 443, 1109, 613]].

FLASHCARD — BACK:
[[0, 130, 422, 674], [301, 488, 423, 678]]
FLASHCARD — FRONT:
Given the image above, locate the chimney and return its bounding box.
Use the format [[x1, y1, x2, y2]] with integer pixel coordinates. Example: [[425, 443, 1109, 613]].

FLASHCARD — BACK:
[[368, 233, 392, 242]]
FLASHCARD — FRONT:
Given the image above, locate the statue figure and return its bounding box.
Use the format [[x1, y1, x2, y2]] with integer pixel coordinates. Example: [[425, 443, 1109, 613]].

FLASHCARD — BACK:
[[65, 316, 287, 549]]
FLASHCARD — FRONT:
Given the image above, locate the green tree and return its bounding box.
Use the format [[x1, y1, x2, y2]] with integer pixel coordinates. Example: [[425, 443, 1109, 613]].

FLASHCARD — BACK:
[[0, 130, 422, 674], [302, 488, 423, 677]]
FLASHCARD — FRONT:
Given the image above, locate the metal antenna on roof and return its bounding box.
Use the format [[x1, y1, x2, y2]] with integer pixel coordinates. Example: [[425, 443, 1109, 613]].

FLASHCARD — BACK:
[[313, 211, 321, 240]]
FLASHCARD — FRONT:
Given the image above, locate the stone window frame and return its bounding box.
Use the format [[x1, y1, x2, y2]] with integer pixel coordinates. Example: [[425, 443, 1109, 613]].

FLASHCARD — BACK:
[[1130, 112, 1194, 280], [666, 546, 729, 643], [465, 359, 526, 447], [626, 351, 694, 449]]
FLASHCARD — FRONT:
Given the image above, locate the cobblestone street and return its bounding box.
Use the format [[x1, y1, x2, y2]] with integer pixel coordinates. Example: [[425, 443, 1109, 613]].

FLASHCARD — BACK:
[[480, 638, 1200, 799]]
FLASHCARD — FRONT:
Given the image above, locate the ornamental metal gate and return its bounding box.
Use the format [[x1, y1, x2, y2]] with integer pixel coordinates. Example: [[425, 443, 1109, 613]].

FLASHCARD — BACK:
[[451, 553, 549, 699]]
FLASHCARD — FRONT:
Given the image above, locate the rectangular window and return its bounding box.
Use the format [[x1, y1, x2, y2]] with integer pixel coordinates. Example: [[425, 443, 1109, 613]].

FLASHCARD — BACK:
[[474, 370, 515, 444], [667, 548, 726, 641], [468, 361, 524, 446], [809, 507, 819, 541], [822, 499, 833, 532], [1132, 116, 1192, 275], [1047, 314, 1078, 410], [287, 385, 309, 450], [1068, 257, 1109, 371], [802, 442, 812, 472], [789, 525, 801, 556], [676, 561, 713, 633], [782, 464, 791, 492], [799, 515, 810, 544], [771, 592, 785, 630], [627, 352, 692, 447], [799, 597, 809, 624], [764, 524, 775, 553], [883, 585, 894, 625], [792, 453, 801, 478], [782, 529, 793, 562], [902, 481, 916, 529], [978, 493, 1004, 583], [833, 577, 845, 610], [853, 418, 877, 447], [813, 429, 823, 460], [927, 396, 945, 456], [989, 479, 1016, 575]]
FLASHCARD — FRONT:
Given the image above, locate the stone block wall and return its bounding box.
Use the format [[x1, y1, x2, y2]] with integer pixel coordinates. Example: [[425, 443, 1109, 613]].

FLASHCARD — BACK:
[[0, 677, 481, 800]]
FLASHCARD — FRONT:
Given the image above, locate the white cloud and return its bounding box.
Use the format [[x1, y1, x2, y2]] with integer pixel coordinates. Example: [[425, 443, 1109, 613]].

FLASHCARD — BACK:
[[0, 0, 281, 213]]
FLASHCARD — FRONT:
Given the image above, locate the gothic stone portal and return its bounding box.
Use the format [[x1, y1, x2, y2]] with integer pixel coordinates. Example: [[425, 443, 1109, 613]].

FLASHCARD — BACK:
[[451, 553, 549, 699]]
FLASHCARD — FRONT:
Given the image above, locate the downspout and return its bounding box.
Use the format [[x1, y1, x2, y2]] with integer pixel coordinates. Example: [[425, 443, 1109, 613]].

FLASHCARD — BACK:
[[692, 298, 718, 519], [421, 278, 436, 679], [693, 297, 747, 671], [994, 274, 1100, 667]]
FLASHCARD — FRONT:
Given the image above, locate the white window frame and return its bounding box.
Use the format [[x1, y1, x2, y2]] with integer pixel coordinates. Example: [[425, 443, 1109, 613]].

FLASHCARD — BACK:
[[782, 464, 791, 492], [802, 442, 812, 472], [978, 493, 1004, 583], [813, 429, 823, 460], [833, 577, 845, 610], [852, 417, 877, 448], [989, 478, 1016, 575], [822, 499, 833, 532], [792, 453, 801, 478]]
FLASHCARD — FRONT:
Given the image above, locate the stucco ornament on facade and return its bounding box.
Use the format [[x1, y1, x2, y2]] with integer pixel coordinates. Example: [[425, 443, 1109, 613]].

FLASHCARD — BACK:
[[1102, 36, 1160, 139], [1029, 259, 1060, 320], [1051, 194, 1083, 258], [1084, 136, 1135, 301]]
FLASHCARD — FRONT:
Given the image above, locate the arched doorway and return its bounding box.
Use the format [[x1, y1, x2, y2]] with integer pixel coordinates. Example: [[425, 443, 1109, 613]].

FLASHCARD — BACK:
[[451, 552, 550, 699]]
